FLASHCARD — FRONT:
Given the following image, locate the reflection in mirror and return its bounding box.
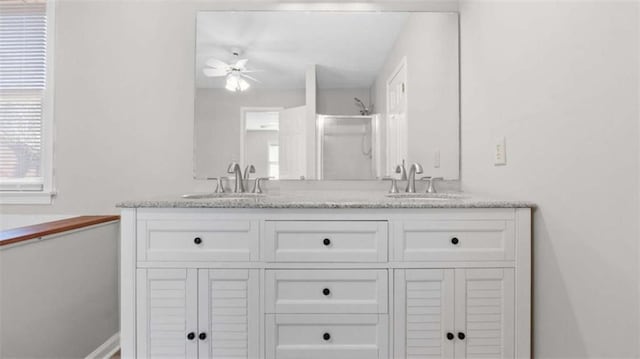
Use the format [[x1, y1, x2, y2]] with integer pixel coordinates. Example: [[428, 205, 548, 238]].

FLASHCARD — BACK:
[[194, 11, 459, 181]]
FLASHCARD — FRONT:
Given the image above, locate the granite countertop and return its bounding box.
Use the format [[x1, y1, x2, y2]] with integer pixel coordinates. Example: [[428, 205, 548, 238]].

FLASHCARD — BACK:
[[117, 191, 534, 209]]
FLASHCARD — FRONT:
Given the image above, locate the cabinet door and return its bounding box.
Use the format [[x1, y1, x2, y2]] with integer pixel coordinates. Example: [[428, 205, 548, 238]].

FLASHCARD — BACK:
[[455, 268, 515, 359], [394, 269, 455, 359], [198, 269, 259, 359], [136, 268, 198, 358]]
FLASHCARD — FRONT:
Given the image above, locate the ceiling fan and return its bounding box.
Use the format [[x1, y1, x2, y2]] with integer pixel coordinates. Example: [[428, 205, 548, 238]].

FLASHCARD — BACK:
[[203, 51, 260, 92]]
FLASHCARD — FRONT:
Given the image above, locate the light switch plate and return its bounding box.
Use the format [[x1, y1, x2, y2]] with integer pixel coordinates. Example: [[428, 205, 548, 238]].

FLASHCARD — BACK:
[[434, 150, 440, 168], [494, 137, 507, 166]]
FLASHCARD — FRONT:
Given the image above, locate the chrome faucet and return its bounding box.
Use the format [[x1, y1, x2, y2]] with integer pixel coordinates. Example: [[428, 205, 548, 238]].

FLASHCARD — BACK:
[[227, 162, 246, 193], [406, 163, 424, 193]]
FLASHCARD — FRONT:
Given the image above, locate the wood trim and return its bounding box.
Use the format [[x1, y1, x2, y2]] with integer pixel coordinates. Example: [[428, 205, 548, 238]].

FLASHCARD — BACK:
[[0, 215, 120, 247]]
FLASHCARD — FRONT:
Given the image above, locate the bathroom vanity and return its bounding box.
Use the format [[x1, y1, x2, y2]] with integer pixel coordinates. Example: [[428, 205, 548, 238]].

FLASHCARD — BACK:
[[119, 193, 532, 358]]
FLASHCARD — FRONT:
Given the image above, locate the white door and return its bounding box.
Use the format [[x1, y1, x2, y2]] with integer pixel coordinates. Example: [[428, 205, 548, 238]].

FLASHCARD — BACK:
[[198, 269, 259, 359], [454, 268, 515, 359], [394, 269, 455, 359], [137, 268, 198, 359], [279, 106, 307, 180], [386, 59, 408, 176]]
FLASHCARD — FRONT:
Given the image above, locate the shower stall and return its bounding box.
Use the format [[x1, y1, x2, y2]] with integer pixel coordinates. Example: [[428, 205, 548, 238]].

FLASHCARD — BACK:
[[316, 115, 381, 180]]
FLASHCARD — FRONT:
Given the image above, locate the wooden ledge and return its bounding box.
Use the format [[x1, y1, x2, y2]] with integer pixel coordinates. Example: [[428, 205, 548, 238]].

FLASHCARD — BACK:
[[0, 215, 120, 247]]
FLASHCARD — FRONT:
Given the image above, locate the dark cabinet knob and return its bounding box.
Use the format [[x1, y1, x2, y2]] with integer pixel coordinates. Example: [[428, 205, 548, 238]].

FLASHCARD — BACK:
[[322, 288, 331, 296], [194, 237, 202, 245], [451, 237, 459, 245], [187, 332, 195, 340], [199, 332, 207, 340], [458, 332, 465, 340], [323, 332, 331, 341], [446, 332, 454, 340], [323, 238, 331, 246]]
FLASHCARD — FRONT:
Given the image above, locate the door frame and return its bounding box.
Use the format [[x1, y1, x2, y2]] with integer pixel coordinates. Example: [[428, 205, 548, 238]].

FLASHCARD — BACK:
[[386, 56, 408, 176], [239, 107, 283, 168]]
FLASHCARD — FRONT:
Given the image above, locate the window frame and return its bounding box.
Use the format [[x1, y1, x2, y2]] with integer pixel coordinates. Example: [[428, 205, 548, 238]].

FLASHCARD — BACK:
[[0, 0, 56, 205]]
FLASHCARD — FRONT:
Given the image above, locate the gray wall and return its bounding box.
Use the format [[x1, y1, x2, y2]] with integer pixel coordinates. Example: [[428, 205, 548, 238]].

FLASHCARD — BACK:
[[316, 88, 371, 116], [460, 1, 639, 357], [0, 222, 119, 358]]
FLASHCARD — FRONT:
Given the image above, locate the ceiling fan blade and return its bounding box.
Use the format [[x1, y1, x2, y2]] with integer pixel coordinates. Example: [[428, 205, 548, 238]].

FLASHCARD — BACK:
[[206, 58, 230, 69], [234, 59, 248, 69], [241, 73, 261, 83], [241, 69, 263, 73], [203, 68, 228, 77]]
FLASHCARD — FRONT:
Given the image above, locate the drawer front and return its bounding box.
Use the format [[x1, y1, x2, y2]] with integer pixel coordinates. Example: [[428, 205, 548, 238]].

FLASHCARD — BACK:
[[137, 220, 258, 262], [265, 270, 388, 314], [266, 314, 388, 359], [395, 220, 515, 261], [264, 221, 388, 262]]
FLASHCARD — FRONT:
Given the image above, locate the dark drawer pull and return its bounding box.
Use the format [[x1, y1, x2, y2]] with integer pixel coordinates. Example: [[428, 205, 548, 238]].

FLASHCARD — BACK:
[[194, 237, 202, 245], [323, 332, 331, 341], [322, 288, 331, 296], [323, 238, 331, 246], [187, 332, 195, 340], [446, 332, 454, 340], [451, 237, 459, 245]]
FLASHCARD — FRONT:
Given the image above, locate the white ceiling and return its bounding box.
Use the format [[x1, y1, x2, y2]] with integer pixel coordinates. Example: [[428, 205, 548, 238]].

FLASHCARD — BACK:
[[195, 11, 410, 90]]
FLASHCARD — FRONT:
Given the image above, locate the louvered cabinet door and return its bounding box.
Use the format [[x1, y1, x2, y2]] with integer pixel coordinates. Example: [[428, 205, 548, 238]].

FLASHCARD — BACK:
[[454, 268, 515, 359], [394, 269, 455, 359], [198, 269, 259, 359], [136, 268, 198, 359]]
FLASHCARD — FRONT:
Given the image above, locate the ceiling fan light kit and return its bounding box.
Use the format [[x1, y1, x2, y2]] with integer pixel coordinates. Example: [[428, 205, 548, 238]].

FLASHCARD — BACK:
[[225, 74, 251, 92], [203, 51, 258, 92]]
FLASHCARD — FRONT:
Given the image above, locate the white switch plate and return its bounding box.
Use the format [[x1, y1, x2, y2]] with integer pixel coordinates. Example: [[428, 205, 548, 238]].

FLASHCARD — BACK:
[[494, 137, 507, 166], [434, 150, 440, 168]]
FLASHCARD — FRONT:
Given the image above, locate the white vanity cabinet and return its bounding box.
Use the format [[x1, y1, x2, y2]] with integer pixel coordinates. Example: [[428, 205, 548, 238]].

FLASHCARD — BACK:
[[120, 207, 531, 359]]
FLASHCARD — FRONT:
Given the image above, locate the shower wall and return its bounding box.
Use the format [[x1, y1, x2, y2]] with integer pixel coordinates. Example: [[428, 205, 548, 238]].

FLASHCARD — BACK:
[[320, 116, 375, 180]]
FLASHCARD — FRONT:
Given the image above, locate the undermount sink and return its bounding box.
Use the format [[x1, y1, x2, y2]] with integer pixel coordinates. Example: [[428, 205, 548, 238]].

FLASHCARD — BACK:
[[385, 193, 467, 200], [181, 193, 264, 200]]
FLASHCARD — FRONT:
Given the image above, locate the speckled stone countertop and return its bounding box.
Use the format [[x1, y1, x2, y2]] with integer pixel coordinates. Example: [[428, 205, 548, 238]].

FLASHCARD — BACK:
[[117, 191, 534, 209]]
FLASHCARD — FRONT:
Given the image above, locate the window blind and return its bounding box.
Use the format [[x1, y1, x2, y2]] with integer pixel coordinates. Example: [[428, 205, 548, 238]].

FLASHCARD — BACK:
[[0, 0, 48, 191]]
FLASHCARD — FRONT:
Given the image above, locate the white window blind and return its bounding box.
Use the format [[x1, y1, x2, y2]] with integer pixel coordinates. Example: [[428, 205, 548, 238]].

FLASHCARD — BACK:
[[0, 0, 49, 192]]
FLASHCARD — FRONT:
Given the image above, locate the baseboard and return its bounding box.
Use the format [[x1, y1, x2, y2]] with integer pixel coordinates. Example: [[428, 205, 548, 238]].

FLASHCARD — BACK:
[[85, 332, 119, 359]]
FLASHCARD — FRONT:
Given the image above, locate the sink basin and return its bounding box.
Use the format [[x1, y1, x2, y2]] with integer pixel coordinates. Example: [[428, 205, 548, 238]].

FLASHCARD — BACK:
[[385, 193, 467, 200], [181, 193, 265, 200]]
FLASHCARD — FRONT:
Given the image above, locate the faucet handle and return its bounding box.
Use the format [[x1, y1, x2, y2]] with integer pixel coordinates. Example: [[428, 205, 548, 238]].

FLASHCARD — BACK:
[[252, 177, 269, 194], [424, 177, 444, 193], [383, 178, 399, 194], [216, 177, 228, 193], [206, 177, 220, 193], [206, 177, 227, 193]]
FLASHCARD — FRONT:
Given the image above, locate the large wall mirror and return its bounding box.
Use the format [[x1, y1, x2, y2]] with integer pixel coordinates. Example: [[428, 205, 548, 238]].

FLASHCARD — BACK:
[[194, 11, 459, 180]]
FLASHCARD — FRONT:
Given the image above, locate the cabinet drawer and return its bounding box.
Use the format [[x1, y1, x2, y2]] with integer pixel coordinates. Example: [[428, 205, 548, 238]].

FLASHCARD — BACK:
[[266, 314, 388, 359], [265, 270, 388, 314], [395, 220, 515, 261], [137, 220, 258, 262], [264, 221, 388, 262]]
